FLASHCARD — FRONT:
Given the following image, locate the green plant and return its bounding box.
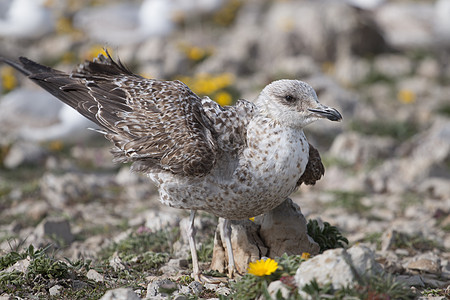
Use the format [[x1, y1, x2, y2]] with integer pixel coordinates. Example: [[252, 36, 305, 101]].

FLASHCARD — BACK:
[[327, 190, 369, 215], [100, 227, 179, 260], [276, 254, 305, 276], [301, 273, 416, 299], [360, 232, 382, 249], [307, 219, 348, 253], [198, 237, 214, 262]]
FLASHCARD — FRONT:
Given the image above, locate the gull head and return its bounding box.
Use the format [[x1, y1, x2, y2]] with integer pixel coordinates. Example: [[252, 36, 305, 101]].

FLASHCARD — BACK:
[[255, 79, 342, 128]]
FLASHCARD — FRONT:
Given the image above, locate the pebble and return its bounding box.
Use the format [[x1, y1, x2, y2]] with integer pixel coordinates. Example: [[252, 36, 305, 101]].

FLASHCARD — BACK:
[[49, 285, 63, 296], [35, 217, 74, 246], [396, 275, 425, 287], [87, 269, 105, 282], [188, 281, 203, 295], [407, 258, 441, 274], [265, 280, 290, 299], [147, 279, 178, 298], [100, 288, 140, 300]]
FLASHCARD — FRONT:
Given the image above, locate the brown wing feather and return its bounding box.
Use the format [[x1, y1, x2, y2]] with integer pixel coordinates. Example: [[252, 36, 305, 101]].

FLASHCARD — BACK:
[[297, 143, 325, 186], [3, 52, 217, 176]]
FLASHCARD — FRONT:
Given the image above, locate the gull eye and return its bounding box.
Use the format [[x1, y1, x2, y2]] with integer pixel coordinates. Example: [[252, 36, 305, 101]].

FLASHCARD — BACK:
[[285, 95, 295, 102]]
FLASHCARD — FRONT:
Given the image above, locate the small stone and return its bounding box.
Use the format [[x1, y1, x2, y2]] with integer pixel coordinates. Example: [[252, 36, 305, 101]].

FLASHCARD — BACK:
[[100, 288, 140, 300], [147, 279, 178, 298], [407, 256, 441, 274], [109, 252, 126, 271], [158, 265, 179, 277], [27, 201, 50, 221], [168, 258, 189, 268], [188, 281, 203, 295], [216, 286, 231, 296], [177, 285, 190, 295], [159, 258, 189, 276], [418, 178, 450, 200], [420, 276, 449, 288], [35, 217, 74, 246], [257, 198, 320, 257], [173, 295, 188, 300], [204, 283, 218, 290], [329, 132, 395, 167], [395, 275, 425, 288], [4, 258, 31, 274], [3, 141, 48, 169], [73, 280, 89, 290], [295, 245, 382, 291], [373, 54, 413, 78], [379, 250, 404, 274], [49, 284, 63, 296], [87, 269, 104, 282], [395, 248, 410, 257], [265, 280, 290, 299], [380, 230, 395, 252], [417, 57, 440, 79]]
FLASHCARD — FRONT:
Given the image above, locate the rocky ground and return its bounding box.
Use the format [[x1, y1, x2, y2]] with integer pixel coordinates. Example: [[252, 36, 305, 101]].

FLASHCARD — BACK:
[[0, 0, 449, 299]]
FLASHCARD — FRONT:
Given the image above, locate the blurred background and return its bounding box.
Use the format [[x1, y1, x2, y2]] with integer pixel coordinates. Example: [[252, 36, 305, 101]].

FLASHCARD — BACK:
[[0, 0, 449, 296]]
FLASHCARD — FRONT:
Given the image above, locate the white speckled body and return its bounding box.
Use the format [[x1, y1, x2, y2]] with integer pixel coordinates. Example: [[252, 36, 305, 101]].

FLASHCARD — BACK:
[[150, 115, 309, 220]]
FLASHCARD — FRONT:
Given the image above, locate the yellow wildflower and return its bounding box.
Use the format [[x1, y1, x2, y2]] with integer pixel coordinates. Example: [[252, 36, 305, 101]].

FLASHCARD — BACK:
[[249, 217, 255, 222], [301, 252, 311, 260], [187, 47, 206, 61], [397, 89, 416, 104], [1, 66, 17, 92], [213, 0, 242, 26], [248, 258, 278, 276], [56, 17, 75, 35], [215, 91, 233, 106], [83, 45, 107, 61], [321, 61, 335, 74], [49, 140, 64, 152]]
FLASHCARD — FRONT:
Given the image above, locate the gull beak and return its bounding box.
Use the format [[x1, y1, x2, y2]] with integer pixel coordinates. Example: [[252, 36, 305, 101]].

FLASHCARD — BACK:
[[308, 105, 342, 122]]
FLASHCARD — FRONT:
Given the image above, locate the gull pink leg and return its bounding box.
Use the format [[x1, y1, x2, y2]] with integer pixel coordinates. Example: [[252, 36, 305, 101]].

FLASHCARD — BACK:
[[187, 210, 201, 281], [223, 219, 236, 278]]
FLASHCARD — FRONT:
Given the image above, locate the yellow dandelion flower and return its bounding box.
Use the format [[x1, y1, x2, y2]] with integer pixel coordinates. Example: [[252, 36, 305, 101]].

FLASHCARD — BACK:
[[215, 73, 234, 89], [248, 258, 278, 276], [1, 66, 17, 92], [249, 217, 255, 222], [397, 89, 416, 104], [187, 47, 206, 61], [215, 91, 232, 106], [194, 77, 215, 95], [301, 252, 311, 260]]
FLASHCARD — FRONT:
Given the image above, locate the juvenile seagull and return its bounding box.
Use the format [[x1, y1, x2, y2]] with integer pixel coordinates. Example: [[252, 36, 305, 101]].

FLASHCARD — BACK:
[[1, 52, 342, 281]]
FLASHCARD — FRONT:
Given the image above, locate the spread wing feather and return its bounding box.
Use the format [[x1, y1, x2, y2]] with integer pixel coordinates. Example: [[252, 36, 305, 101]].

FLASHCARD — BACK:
[[2, 52, 219, 176]]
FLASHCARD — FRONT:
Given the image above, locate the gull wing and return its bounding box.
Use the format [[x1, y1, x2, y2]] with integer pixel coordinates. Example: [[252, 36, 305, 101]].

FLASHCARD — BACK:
[[2, 52, 218, 176]]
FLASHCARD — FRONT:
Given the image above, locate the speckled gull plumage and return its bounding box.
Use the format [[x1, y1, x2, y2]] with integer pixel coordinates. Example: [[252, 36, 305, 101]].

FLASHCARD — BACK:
[[1, 51, 342, 280]]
